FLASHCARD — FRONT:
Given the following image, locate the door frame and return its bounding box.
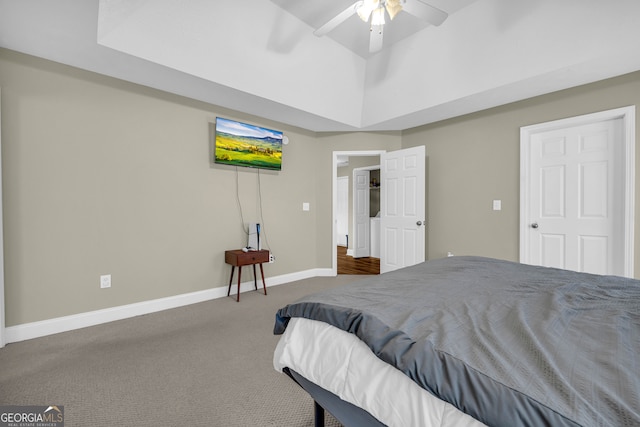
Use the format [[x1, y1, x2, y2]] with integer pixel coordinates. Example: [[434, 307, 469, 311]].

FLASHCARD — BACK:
[[332, 150, 385, 275], [519, 106, 635, 278]]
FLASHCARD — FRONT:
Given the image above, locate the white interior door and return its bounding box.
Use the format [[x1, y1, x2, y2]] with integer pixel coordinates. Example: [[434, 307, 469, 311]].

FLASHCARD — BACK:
[[380, 146, 426, 273], [521, 108, 635, 277], [336, 177, 349, 247], [353, 169, 370, 258]]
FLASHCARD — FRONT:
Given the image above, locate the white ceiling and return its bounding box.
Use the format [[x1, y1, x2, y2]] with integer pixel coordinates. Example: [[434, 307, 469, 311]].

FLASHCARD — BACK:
[[1, 0, 640, 133], [269, 0, 477, 59]]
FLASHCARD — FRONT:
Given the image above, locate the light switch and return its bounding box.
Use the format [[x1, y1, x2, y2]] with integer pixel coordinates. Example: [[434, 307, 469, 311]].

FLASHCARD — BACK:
[[493, 200, 502, 211], [303, 202, 310, 211]]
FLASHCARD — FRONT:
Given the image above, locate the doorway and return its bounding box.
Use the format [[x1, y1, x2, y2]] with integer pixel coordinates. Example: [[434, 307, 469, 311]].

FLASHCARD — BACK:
[[333, 151, 384, 275], [520, 106, 635, 277], [332, 147, 426, 275]]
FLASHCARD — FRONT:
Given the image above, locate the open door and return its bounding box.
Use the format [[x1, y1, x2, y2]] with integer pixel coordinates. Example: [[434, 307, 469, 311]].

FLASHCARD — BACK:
[[380, 146, 426, 273]]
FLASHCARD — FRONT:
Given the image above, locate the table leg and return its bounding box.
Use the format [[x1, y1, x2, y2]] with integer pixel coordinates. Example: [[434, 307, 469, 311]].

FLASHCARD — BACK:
[[227, 266, 235, 297], [259, 263, 267, 295], [252, 264, 258, 290], [236, 266, 242, 302]]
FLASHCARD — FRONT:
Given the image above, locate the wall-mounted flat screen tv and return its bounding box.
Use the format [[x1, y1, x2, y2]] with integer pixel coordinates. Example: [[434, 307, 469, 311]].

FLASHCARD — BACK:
[[214, 117, 283, 171]]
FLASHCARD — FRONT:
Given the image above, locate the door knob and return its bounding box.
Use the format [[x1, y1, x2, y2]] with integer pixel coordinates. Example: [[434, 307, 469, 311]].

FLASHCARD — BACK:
[[417, 221, 423, 226], [531, 223, 539, 229]]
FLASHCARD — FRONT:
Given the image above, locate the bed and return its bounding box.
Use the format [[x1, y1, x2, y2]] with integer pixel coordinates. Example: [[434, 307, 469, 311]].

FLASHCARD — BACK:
[[273, 256, 640, 427]]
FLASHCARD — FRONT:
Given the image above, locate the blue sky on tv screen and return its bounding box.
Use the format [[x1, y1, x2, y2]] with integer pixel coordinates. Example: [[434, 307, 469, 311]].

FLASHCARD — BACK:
[[216, 117, 282, 141]]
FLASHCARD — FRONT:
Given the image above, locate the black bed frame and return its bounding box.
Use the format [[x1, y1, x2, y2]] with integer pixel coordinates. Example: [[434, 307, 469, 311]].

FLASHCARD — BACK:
[[284, 368, 387, 427]]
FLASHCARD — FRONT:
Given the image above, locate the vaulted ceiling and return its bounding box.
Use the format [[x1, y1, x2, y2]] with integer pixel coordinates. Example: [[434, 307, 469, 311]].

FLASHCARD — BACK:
[[1, 0, 640, 132]]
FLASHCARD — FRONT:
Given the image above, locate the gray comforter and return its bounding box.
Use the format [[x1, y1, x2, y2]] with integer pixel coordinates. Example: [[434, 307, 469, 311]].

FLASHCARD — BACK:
[[274, 256, 640, 427]]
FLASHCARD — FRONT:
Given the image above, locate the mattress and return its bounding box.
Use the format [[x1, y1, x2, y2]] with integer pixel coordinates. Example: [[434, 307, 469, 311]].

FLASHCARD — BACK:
[[274, 316, 486, 427]]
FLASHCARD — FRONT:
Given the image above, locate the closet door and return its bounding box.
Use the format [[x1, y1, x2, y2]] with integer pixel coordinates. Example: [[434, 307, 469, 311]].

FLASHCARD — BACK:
[[336, 176, 349, 247], [353, 169, 370, 258]]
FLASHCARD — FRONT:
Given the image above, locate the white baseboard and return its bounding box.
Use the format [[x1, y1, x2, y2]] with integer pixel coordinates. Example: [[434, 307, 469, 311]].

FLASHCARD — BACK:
[[346, 249, 354, 257], [4, 268, 335, 345]]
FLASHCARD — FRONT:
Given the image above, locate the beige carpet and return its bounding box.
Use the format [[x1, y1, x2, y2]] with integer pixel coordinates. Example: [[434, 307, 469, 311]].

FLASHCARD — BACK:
[[0, 275, 369, 426]]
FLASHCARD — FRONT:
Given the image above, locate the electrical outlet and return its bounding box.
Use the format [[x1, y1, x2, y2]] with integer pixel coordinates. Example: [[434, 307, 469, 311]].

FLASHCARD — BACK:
[[269, 254, 275, 263], [100, 274, 111, 289]]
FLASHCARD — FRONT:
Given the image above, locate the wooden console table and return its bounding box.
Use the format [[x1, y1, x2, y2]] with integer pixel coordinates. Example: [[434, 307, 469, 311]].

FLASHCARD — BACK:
[[225, 249, 269, 302]]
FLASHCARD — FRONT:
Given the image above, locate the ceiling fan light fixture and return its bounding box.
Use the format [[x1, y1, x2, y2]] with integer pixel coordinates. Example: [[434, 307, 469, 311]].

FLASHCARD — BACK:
[[356, 0, 379, 22], [385, 0, 402, 20]]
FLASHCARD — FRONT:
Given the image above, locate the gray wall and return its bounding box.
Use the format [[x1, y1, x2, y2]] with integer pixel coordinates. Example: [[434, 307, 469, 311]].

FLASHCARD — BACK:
[[0, 49, 401, 326], [403, 71, 640, 276], [2, 48, 639, 328]]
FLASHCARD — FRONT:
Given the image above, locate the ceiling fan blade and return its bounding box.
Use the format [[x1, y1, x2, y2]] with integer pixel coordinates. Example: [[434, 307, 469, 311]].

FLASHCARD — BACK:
[[369, 25, 384, 53], [401, 0, 448, 26], [314, 1, 362, 37], [385, 0, 402, 20]]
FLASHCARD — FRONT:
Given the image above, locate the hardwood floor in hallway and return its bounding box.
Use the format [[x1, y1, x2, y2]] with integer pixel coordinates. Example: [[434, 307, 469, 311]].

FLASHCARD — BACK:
[[337, 246, 380, 275]]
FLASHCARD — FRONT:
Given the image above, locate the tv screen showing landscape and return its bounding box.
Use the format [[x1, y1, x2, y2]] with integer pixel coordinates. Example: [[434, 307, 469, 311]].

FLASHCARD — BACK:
[[214, 117, 283, 171]]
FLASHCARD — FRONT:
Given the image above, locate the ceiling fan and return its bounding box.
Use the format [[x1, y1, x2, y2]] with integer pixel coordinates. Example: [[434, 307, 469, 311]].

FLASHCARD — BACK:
[[313, 0, 448, 53]]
